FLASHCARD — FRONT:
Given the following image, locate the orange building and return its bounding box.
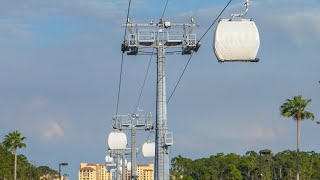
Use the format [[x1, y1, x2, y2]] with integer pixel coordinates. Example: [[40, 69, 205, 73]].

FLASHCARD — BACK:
[[79, 163, 154, 180], [78, 163, 113, 180]]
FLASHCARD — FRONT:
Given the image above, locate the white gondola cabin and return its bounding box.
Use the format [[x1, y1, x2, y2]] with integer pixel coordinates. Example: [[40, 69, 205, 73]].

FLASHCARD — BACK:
[[214, 0, 260, 62], [107, 131, 127, 150], [142, 141, 155, 157]]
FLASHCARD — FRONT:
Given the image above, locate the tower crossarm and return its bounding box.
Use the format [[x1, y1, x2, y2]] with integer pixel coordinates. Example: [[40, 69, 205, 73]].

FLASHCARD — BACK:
[[121, 20, 201, 55], [112, 113, 153, 131]]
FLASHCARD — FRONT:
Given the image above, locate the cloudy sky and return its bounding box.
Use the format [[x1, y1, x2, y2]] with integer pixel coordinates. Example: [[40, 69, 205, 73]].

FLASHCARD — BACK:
[[0, 0, 319, 179]]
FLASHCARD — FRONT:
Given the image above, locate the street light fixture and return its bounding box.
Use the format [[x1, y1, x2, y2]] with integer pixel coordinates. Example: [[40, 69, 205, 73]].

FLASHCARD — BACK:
[[59, 163, 68, 180]]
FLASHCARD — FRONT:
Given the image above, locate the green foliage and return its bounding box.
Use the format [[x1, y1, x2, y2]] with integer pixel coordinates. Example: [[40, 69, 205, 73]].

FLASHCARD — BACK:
[[0, 132, 57, 179], [2, 130, 27, 180], [38, 166, 59, 178], [280, 95, 315, 121], [279, 95, 315, 179], [222, 164, 242, 180], [239, 151, 259, 179], [0, 144, 14, 179], [171, 150, 320, 180], [3, 130, 26, 151]]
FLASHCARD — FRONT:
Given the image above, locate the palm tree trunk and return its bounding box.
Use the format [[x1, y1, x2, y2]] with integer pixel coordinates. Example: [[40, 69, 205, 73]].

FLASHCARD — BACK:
[[296, 117, 301, 180], [14, 147, 17, 180]]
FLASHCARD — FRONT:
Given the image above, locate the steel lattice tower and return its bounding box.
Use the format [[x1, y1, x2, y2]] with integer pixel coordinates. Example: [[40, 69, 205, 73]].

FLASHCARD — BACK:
[[112, 113, 153, 179], [122, 19, 200, 180]]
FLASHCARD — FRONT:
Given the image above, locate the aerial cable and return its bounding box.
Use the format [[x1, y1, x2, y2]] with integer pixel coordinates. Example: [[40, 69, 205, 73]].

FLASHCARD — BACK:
[[132, 0, 169, 113], [123, 0, 132, 41], [161, 0, 169, 20], [132, 32, 160, 113], [115, 0, 132, 116], [191, 1, 202, 19], [167, 0, 233, 104], [167, 53, 194, 104], [198, 0, 233, 42], [133, 48, 155, 113]]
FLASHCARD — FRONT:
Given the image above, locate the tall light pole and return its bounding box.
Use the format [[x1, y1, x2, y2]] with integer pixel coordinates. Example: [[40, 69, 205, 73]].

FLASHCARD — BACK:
[[122, 19, 200, 180], [59, 163, 68, 180]]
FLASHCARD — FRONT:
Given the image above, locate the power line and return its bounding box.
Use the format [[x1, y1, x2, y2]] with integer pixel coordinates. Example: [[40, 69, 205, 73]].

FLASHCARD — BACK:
[[116, 0, 132, 115], [167, 0, 233, 104], [161, 0, 169, 20]]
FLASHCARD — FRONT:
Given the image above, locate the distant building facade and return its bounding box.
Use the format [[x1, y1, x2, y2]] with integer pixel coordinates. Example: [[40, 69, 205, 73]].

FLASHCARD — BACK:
[[79, 163, 154, 180], [39, 174, 59, 180], [136, 164, 154, 180], [124, 163, 155, 180], [78, 163, 113, 180], [40, 174, 69, 180]]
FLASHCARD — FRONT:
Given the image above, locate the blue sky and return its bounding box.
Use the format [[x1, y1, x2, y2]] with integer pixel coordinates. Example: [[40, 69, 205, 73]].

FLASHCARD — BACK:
[[0, 0, 320, 179]]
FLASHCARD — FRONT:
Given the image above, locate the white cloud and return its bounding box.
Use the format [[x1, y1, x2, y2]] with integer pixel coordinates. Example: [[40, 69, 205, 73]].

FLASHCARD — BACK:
[[172, 121, 289, 157], [222, 124, 288, 143], [175, 133, 217, 151], [27, 96, 47, 110], [0, 0, 146, 43], [276, 10, 320, 46], [12, 96, 71, 143], [42, 121, 65, 140], [250, 0, 320, 46], [176, 0, 320, 47], [0, 19, 33, 42], [0, 0, 145, 21]]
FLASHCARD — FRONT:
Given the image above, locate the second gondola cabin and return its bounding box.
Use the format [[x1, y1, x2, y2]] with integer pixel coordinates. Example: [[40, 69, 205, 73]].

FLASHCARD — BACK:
[[214, 0, 260, 62]]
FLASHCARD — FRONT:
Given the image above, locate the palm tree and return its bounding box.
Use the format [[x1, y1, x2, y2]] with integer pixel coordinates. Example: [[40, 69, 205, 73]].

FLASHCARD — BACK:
[[280, 95, 315, 180], [2, 130, 26, 180]]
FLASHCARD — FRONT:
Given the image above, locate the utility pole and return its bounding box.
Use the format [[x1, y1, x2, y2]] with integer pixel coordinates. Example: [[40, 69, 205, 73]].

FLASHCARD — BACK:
[[122, 19, 200, 180], [112, 113, 153, 179]]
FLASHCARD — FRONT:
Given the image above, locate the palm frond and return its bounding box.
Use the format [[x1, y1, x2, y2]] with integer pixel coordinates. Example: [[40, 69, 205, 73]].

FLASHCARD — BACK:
[[302, 111, 315, 121], [2, 130, 27, 151], [280, 95, 314, 121]]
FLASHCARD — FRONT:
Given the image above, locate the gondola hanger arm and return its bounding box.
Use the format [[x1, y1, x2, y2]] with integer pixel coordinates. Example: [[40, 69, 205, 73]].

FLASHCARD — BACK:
[[231, 0, 249, 18]]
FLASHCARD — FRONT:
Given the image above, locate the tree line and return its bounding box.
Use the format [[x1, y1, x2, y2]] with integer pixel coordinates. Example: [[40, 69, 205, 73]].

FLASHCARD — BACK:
[[170, 95, 317, 180], [170, 150, 320, 180], [0, 130, 58, 180]]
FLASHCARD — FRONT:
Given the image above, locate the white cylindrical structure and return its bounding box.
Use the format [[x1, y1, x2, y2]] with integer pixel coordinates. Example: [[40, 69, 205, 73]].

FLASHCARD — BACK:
[[120, 159, 127, 166], [127, 162, 131, 171], [106, 163, 116, 167], [142, 142, 155, 157], [214, 19, 260, 62], [105, 155, 114, 163], [108, 131, 127, 150]]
